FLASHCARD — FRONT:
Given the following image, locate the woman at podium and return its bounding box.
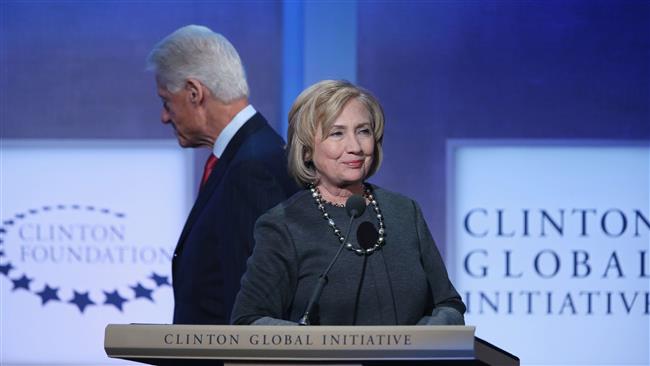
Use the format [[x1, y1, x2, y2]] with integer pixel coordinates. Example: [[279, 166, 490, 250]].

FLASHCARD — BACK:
[[231, 80, 465, 326]]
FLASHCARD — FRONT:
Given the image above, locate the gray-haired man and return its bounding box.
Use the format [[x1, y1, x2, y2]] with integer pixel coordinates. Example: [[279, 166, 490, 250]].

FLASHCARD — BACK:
[[147, 25, 298, 324]]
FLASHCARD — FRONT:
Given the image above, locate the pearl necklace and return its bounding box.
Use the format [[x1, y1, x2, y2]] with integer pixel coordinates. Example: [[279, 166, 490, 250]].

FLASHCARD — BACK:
[[309, 184, 386, 256]]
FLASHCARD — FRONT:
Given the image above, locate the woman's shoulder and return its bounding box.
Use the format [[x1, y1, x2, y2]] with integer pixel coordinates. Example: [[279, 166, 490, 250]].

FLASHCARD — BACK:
[[255, 189, 324, 242], [259, 189, 314, 222], [369, 184, 418, 212]]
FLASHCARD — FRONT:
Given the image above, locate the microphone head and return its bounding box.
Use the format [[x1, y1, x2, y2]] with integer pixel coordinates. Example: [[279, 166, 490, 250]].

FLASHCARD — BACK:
[[357, 221, 379, 250], [345, 194, 367, 218]]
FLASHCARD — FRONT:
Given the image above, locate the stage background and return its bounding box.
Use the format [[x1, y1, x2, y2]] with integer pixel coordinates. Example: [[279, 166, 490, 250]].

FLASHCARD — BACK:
[[1, 1, 648, 365]]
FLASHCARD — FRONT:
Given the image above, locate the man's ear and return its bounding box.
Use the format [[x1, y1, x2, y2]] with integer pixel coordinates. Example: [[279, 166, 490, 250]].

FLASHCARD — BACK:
[[185, 79, 204, 105]]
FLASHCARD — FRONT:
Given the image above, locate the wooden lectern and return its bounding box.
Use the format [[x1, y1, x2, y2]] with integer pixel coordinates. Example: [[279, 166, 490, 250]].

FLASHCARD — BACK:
[[105, 324, 518, 365]]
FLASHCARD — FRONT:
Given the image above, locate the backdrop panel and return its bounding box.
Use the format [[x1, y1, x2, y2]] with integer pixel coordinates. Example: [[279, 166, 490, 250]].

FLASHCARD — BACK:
[[0, 140, 192, 364], [448, 141, 649, 365]]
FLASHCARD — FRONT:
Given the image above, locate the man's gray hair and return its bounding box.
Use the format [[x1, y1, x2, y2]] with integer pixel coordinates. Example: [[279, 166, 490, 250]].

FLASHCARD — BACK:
[[146, 25, 249, 102]]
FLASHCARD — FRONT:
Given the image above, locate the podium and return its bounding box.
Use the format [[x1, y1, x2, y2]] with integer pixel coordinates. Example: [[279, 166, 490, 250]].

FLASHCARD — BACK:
[[105, 324, 518, 365]]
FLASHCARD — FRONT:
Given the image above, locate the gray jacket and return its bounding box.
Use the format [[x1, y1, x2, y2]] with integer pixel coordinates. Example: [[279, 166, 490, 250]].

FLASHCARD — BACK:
[[231, 185, 465, 326]]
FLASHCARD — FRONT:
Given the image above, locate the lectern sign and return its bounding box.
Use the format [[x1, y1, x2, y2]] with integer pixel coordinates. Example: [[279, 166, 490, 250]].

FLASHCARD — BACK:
[[104, 324, 477, 361], [162, 329, 415, 347]]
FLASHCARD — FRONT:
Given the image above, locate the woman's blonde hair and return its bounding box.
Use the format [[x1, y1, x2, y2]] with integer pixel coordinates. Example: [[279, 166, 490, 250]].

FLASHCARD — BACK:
[[287, 80, 385, 186]]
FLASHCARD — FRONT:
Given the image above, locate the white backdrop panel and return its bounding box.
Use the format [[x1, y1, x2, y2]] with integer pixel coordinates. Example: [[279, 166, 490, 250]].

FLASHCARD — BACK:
[[448, 141, 650, 365], [0, 140, 193, 364]]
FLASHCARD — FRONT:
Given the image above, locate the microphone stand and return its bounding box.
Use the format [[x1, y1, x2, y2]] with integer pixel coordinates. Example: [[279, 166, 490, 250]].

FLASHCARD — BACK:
[[298, 213, 357, 326]]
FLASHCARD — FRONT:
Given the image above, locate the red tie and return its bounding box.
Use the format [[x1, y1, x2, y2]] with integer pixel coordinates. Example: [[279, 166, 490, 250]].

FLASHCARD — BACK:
[[200, 154, 218, 189]]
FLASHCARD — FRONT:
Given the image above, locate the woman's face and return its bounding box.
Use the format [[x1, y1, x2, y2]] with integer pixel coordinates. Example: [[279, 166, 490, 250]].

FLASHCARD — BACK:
[[312, 98, 375, 190]]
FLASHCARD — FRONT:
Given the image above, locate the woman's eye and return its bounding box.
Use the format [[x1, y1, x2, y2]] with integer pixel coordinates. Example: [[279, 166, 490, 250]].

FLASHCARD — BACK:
[[359, 128, 372, 135], [329, 131, 343, 137]]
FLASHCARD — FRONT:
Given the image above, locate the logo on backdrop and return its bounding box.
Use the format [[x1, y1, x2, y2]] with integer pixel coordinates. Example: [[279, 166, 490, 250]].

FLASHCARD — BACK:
[[460, 207, 650, 316], [0, 204, 173, 313]]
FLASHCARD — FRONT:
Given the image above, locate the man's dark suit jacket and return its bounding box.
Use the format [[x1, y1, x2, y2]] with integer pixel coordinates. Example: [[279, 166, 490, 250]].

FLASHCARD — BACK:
[[172, 112, 298, 324]]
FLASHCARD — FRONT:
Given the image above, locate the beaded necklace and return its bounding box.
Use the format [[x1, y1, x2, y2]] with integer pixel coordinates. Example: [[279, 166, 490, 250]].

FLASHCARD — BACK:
[[309, 184, 386, 255]]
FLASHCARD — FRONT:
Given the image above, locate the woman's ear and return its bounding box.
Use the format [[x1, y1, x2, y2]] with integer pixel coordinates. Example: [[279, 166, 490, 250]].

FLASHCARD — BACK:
[[302, 147, 312, 163]]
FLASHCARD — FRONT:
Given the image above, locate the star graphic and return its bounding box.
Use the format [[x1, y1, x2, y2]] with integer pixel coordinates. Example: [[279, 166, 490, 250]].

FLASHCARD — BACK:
[[104, 290, 128, 311], [69, 291, 95, 313], [150, 272, 171, 287], [36, 284, 60, 305], [131, 283, 154, 301], [0, 263, 14, 276], [12, 274, 32, 291]]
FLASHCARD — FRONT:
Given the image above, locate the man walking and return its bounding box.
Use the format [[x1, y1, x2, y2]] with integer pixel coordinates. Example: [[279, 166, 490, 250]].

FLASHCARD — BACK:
[[147, 25, 297, 324]]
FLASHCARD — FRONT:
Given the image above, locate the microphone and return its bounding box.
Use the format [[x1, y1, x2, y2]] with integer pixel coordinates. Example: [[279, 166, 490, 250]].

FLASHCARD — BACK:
[[356, 221, 379, 250], [298, 194, 366, 325], [345, 194, 366, 219]]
